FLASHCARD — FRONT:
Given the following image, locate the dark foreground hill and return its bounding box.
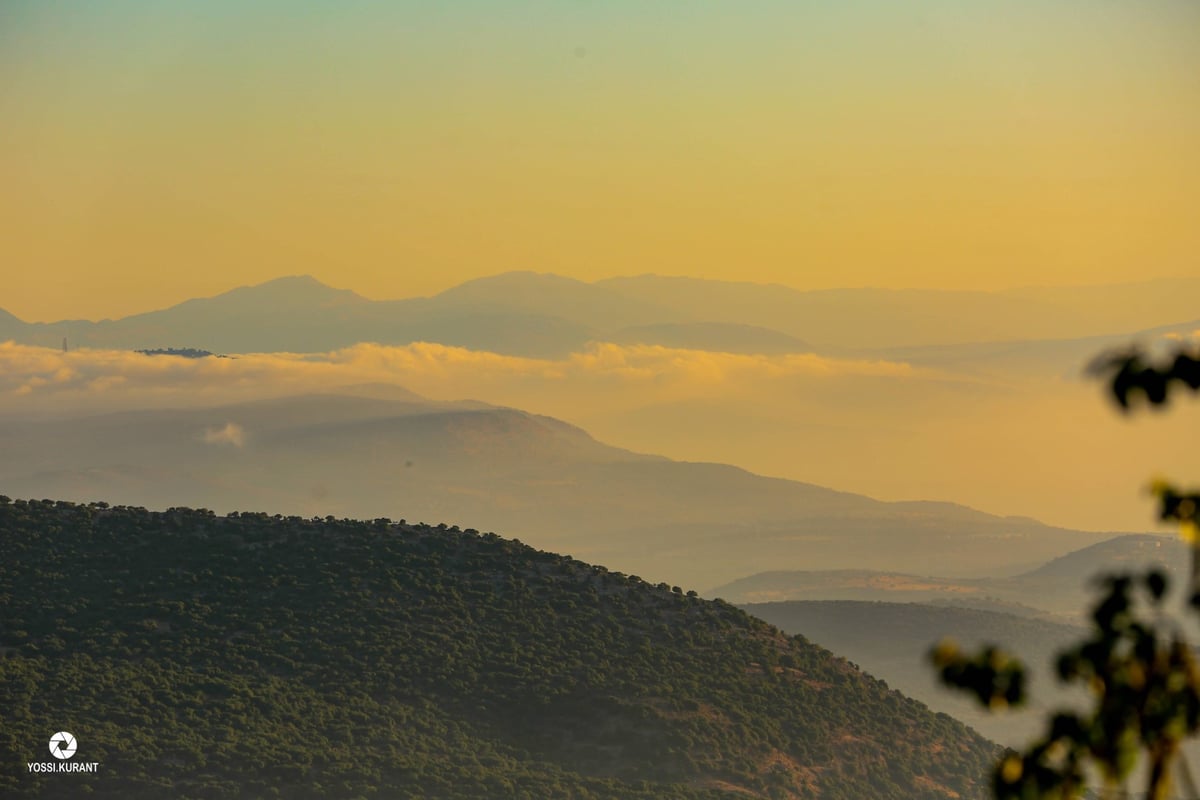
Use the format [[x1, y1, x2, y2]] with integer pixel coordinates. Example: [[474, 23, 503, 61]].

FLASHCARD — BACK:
[[0, 498, 996, 799]]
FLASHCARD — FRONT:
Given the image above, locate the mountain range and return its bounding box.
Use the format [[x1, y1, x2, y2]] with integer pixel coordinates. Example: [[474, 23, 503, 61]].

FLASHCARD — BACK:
[[6, 271, 1196, 533], [3, 272, 1198, 357], [4, 273, 1196, 796]]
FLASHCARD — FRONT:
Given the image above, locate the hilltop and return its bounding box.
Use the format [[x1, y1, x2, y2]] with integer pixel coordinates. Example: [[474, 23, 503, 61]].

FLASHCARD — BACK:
[[0, 497, 996, 799]]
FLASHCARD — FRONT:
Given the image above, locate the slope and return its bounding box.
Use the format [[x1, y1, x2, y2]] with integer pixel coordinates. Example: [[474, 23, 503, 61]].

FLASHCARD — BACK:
[[0, 498, 998, 799], [0, 392, 1113, 589], [743, 601, 1086, 748], [709, 534, 1185, 618], [0, 274, 613, 357]]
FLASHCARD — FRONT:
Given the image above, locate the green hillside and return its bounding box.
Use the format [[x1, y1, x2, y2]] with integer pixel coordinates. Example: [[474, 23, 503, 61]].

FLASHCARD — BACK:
[[0, 497, 995, 799]]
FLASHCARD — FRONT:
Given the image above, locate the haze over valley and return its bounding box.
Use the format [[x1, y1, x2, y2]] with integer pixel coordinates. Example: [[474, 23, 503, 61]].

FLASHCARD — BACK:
[[2, 273, 1194, 788], [5, 2, 1199, 797], [3, 272, 1198, 536], [7, 273, 1198, 796]]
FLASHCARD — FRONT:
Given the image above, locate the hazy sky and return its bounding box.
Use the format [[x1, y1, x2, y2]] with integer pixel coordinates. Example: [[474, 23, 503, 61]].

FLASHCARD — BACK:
[[3, 1, 1199, 322]]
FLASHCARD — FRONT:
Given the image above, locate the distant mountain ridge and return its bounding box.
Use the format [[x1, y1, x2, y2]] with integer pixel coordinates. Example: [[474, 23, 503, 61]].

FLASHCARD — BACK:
[[596, 274, 1200, 350], [732, 536, 1197, 748], [0, 389, 1130, 589], [742, 600, 1087, 748], [4, 271, 1199, 356], [710, 533, 1187, 618]]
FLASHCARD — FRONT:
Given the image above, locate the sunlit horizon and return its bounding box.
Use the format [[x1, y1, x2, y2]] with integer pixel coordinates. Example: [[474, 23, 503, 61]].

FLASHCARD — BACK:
[[4, 1, 1198, 320]]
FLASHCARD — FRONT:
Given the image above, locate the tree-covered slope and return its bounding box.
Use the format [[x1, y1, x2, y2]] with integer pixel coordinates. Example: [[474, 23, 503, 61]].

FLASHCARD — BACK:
[[0, 498, 995, 799]]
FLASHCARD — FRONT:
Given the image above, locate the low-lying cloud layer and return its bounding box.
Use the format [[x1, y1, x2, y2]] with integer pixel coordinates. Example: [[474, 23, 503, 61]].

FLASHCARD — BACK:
[[2, 340, 1195, 534], [202, 422, 246, 448], [0, 341, 929, 415]]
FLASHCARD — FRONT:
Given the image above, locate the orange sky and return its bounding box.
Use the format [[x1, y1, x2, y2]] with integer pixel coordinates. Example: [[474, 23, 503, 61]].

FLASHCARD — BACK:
[[2, 2, 1198, 322]]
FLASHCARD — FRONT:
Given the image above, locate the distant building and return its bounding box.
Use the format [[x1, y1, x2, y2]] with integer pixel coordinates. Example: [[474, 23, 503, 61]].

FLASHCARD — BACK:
[[62, 337, 67, 353], [135, 348, 221, 359]]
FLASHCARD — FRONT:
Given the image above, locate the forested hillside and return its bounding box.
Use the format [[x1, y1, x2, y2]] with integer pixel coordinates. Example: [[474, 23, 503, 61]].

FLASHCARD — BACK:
[[0, 498, 995, 799]]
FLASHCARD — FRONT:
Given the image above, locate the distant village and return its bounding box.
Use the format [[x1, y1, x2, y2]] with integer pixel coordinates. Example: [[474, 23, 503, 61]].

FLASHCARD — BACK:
[[59, 338, 224, 359], [135, 347, 226, 359]]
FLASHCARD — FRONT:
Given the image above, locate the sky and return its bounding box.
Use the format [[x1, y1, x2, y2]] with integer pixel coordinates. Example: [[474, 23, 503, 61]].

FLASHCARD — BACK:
[[2, 1, 1199, 322], [2, 2, 1198, 536]]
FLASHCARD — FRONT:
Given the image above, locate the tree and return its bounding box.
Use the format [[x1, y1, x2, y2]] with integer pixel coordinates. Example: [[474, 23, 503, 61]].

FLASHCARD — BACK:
[[931, 341, 1200, 800]]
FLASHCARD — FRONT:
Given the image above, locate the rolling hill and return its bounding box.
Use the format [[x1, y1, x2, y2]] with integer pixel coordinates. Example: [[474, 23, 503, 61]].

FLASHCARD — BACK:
[[710, 534, 1188, 619], [742, 601, 1087, 748], [0, 498, 998, 799], [0, 390, 1116, 590]]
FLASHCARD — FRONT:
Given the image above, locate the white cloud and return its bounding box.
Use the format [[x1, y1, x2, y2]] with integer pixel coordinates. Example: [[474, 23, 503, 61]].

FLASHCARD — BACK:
[[0, 340, 933, 415], [202, 422, 245, 447], [2, 340, 1183, 534]]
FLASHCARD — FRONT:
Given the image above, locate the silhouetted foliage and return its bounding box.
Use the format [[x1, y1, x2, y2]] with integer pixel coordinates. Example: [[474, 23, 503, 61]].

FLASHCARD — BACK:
[[932, 341, 1200, 799], [935, 571, 1200, 799], [1090, 345, 1200, 412], [931, 643, 1027, 713]]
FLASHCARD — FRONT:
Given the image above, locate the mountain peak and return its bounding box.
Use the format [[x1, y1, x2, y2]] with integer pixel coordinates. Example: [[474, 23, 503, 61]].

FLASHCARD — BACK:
[[189, 275, 368, 309], [257, 273, 328, 287], [240, 274, 357, 294]]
